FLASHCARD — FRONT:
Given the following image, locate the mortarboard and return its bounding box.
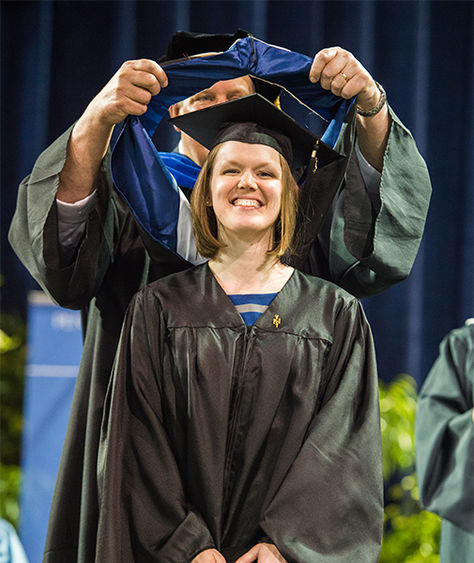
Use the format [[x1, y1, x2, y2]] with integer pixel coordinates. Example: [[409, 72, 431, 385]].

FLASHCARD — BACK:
[[169, 93, 339, 177], [160, 30, 249, 62], [169, 93, 346, 266]]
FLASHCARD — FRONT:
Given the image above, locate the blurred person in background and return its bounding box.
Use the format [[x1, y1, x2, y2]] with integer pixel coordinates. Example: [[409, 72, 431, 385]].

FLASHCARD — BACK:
[[416, 319, 474, 562]]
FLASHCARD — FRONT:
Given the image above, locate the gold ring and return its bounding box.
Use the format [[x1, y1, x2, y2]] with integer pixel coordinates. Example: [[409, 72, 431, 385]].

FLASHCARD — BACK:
[[339, 72, 350, 82]]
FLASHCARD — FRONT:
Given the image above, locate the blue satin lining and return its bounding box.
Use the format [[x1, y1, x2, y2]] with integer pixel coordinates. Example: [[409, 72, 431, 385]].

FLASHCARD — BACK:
[[158, 152, 201, 189]]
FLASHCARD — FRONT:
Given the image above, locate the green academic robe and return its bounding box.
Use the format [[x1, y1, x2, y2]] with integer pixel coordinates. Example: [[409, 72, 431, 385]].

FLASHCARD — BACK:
[[416, 323, 474, 562], [9, 106, 430, 561]]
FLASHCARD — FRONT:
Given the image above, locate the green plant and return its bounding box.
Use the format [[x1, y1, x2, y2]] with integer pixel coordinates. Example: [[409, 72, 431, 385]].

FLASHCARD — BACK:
[[0, 464, 22, 527], [0, 312, 27, 529], [379, 375, 441, 562]]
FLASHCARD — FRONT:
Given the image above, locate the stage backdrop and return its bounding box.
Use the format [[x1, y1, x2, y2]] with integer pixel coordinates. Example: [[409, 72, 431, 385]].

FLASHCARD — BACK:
[[2, 1, 473, 394], [19, 292, 82, 562]]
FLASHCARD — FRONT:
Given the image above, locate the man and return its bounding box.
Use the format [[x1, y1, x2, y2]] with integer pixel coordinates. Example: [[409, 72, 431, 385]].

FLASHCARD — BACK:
[[9, 31, 430, 562]]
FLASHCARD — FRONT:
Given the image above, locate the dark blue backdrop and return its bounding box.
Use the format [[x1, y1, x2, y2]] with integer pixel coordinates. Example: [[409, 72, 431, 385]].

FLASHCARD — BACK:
[[2, 0, 473, 385]]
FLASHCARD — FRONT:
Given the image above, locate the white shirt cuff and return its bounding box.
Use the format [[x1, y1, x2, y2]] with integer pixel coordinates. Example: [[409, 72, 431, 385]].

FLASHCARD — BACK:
[[56, 191, 97, 260], [56, 190, 97, 223], [354, 141, 381, 212]]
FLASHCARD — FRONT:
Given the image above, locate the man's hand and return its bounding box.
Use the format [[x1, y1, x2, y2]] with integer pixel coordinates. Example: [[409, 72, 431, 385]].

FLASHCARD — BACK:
[[234, 543, 287, 562], [84, 59, 168, 127], [309, 47, 379, 110], [309, 46, 390, 171], [57, 59, 167, 203], [191, 548, 227, 562]]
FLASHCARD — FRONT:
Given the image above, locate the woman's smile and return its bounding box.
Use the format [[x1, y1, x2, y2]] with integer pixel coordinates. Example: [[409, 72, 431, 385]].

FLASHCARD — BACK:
[[231, 197, 262, 208]]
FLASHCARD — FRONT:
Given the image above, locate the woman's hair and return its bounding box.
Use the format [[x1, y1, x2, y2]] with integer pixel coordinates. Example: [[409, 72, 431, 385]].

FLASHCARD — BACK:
[[190, 143, 299, 259]]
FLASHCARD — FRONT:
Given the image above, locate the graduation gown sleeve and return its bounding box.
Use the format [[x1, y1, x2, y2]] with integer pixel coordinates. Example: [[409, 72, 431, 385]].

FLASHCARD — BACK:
[[316, 105, 431, 297], [96, 289, 215, 563], [260, 299, 383, 562], [8, 126, 130, 309], [415, 324, 474, 533]]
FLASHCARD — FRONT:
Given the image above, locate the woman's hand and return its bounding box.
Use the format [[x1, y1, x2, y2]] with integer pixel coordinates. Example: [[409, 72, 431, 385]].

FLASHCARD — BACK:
[[234, 542, 287, 562], [191, 548, 227, 562]]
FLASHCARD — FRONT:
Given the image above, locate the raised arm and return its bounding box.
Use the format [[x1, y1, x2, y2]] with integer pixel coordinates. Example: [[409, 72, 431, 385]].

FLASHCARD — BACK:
[[309, 47, 390, 171], [9, 59, 171, 307], [307, 47, 431, 297], [57, 59, 168, 203]]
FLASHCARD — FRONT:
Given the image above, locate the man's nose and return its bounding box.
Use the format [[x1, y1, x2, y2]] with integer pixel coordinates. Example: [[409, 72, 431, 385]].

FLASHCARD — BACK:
[[215, 95, 227, 105]]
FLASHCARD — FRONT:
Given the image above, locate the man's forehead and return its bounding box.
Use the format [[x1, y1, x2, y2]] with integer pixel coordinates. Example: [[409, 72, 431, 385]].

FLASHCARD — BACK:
[[202, 75, 254, 94]]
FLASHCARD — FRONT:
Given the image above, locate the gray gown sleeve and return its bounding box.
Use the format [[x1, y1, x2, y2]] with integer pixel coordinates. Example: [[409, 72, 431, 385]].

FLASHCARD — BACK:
[[8, 126, 127, 309], [316, 105, 432, 298], [415, 324, 474, 532]]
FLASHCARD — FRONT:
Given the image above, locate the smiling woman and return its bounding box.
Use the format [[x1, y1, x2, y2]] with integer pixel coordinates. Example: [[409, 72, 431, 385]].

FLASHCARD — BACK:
[[96, 95, 384, 562], [191, 141, 298, 264]]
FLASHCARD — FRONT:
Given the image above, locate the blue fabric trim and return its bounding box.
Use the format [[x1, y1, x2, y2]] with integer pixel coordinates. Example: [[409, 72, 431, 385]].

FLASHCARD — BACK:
[[112, 119, 181, 252], [239, 311, 264, 326], [228, 293, 277, 306], [228, 292, 277, 326], [158, 152, 200, 189], [140, 37, 353, 140]]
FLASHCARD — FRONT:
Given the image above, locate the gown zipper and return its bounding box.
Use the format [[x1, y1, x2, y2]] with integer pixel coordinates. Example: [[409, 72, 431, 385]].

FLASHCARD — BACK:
[[222, 324, 254, 521]]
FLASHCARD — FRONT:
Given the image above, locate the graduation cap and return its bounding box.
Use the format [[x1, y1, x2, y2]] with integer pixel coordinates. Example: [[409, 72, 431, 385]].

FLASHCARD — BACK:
[[160, 29, 249, 62], [169, 93, 338, 176], [160, 30, 281, 103]]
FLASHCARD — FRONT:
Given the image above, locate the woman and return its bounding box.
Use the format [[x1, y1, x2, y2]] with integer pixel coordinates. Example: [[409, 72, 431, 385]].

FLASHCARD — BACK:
[[96, 95, 383, 562]]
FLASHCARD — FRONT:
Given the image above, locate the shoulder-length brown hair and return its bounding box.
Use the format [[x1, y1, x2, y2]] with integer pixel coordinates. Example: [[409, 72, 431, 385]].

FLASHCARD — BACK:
[[190, 143, 299, 259]]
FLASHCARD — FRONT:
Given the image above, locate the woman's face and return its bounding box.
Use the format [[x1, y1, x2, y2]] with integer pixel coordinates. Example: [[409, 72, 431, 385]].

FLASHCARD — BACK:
[[209, 141, 283, 243]]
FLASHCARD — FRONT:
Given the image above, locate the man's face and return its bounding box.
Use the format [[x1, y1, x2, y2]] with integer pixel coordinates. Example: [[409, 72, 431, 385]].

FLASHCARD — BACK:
[[175, 75, 254, 114], [169, 76, 255, 165]]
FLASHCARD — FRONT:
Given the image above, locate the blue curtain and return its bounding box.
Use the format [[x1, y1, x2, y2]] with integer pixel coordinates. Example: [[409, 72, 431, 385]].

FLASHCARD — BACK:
[[2, 0, 473, 385]]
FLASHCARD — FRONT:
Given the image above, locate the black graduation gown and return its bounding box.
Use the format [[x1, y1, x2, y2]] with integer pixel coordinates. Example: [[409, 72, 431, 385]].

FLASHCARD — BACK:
[[416, 323, 474, 562], [96, 264, 383, 562]]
